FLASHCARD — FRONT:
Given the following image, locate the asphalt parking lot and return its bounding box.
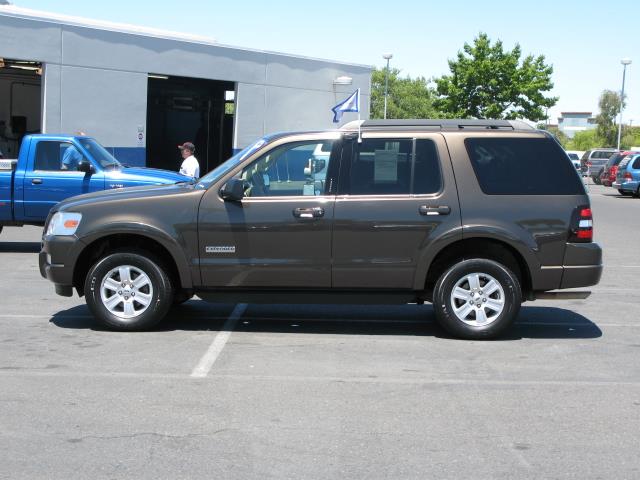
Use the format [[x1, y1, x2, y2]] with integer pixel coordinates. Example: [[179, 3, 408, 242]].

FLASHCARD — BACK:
[[1, 182, 639, 479]]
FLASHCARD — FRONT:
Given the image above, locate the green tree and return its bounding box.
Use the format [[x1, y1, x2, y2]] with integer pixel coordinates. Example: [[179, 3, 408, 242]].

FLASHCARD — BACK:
[[537, 123, 569, 147], [620, 126, 640, 150], [567, 130, 601, 151], [370, 67, 439, 119], [434, 33, 557, 121], [595, 90, 624, 147]]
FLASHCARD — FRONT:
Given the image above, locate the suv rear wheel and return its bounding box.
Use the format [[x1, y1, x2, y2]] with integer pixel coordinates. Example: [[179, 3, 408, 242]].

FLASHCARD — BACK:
[[433, 259, 521, 339], [84, 250, 173, 331]]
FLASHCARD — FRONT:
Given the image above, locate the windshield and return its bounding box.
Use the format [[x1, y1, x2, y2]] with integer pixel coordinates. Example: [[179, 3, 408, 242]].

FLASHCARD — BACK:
[[196, 137, 270, 188], [78, 138, 121, 169]]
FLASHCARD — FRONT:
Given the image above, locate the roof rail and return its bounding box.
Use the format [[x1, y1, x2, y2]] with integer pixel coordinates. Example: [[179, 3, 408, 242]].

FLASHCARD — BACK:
[[340, 119, 535, 131]]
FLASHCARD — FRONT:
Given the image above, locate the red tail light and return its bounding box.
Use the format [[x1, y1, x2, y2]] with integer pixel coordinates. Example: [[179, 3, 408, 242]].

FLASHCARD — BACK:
[[587, 161, 592, 167], [624, 172, 633, 180], [569, 206, 593, 243]]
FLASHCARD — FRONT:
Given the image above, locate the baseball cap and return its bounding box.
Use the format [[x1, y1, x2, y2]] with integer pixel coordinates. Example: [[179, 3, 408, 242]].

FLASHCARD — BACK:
[[178, 142, 195, 152]]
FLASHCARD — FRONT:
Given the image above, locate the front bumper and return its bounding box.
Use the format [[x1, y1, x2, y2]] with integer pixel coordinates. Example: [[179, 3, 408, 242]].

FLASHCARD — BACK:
[[39, 234, 82, 296]]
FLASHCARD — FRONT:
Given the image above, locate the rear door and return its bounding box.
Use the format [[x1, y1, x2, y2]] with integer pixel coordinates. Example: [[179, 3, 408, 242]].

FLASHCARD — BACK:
[[331, 133, 461, 290], [22, 140, 105, 220]]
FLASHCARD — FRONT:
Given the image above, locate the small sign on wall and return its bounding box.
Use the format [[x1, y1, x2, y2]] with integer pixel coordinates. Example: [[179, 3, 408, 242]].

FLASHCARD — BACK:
[[137, 125, 144, 147]]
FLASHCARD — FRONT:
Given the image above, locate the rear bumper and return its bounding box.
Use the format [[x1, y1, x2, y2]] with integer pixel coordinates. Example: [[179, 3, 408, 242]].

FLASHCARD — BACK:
[[613, 180, 639, 192], [559, 242, 603, 288]]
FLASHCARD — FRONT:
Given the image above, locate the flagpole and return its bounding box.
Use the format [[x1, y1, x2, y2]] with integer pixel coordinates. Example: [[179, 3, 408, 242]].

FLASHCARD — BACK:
[[357, 88, 362, 143]]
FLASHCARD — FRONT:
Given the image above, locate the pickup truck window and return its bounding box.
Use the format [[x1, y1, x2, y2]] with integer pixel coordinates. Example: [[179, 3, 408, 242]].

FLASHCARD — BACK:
[[77, 138, 120, 169], [35, 141, 85, 171], [240, 140, 334, 197]]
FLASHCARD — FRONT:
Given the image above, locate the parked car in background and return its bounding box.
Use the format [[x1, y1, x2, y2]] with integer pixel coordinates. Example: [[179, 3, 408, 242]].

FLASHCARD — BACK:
[[600, 151, 639, 188], [566, 152, 581, 171], [0, 134, 189, 237], [580, 148, 618, 183], [566, 150, 585, 172], [613, 153, 640, 196]]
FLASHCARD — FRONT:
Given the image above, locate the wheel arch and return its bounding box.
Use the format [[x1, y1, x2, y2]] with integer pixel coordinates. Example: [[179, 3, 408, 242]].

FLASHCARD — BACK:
[[73, 231, 192, 296], [422, 237, 533, 300]]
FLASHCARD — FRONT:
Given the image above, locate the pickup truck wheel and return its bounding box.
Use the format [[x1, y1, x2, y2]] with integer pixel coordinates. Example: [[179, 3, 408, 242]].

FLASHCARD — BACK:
[[84, 251, 173, 331], [433, 259, 521, 340]]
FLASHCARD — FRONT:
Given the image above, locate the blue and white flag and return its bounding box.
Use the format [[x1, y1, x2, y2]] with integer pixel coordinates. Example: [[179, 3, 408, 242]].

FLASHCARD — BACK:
[[332, 89, 360, 123]]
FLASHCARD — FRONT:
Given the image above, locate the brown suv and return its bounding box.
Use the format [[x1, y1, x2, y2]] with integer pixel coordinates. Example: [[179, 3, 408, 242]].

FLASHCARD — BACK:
[[39, 120, 602, 339]]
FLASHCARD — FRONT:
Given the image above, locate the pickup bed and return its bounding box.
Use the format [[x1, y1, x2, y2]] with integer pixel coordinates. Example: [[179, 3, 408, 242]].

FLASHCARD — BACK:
[[0, 134, 188, 234]]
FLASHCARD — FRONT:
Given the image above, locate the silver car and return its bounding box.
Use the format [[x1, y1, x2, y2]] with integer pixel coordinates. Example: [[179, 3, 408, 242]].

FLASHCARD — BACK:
[[580, 148, 618, 183]]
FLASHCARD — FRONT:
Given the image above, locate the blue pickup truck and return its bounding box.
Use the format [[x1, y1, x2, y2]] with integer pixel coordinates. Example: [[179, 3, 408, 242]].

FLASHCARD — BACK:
[[0, 134, 188, 235]]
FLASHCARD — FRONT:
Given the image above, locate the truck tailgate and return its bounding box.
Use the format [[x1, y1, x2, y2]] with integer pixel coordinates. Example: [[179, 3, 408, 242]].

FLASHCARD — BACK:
[[0, 160, 16, 222]]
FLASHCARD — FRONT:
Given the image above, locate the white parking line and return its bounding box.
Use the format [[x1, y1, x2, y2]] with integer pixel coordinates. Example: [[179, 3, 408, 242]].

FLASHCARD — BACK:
[[190, 303, 247, 378]]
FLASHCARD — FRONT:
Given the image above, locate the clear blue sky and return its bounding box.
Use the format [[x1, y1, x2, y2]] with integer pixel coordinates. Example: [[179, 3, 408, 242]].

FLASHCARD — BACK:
[[9, 0, 640, 125]]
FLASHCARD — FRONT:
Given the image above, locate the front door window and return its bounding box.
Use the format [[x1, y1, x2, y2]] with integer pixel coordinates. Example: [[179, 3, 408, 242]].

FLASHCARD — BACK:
[[240, 140, 334, 197]]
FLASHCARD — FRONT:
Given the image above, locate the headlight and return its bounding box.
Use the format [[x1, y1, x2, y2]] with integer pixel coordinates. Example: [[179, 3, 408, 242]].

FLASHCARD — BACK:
[[46, 212, 82, 236]]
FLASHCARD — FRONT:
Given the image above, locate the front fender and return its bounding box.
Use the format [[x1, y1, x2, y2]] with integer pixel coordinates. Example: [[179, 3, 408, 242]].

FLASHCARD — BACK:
[[77, 222, 193, 288]]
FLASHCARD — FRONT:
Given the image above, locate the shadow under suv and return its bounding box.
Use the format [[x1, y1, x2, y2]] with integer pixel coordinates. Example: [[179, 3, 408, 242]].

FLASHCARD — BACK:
[[39, 119, 602, 339]]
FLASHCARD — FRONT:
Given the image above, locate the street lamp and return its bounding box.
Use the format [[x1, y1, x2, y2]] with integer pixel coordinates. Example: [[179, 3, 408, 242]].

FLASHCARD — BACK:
[[382, 53, 393, 119], [617, 58, 632, 150]]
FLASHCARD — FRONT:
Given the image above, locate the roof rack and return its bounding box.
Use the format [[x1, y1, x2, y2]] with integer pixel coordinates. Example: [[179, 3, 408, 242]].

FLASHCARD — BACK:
[[340, 119, 534, 131]]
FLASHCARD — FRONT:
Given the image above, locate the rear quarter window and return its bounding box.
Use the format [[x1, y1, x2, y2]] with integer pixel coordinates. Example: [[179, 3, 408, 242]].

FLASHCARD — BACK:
[[465, 137, 585, 195]]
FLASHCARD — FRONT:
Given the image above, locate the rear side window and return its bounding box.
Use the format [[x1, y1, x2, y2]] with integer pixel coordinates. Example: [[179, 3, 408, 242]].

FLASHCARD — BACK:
[[633, 157, 640, 169], [465, 137, 585, 195], [348, 138, 441, 195], [606, 154, 624, 167]]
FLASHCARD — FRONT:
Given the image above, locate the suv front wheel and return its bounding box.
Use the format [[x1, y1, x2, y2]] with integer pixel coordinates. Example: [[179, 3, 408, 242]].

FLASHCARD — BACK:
[[433, 259, 522, 339], [84, 250, 174, 331]]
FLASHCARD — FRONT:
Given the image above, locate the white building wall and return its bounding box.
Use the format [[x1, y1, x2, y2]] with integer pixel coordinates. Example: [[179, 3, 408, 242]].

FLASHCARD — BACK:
[[0, 8, 372, 157]]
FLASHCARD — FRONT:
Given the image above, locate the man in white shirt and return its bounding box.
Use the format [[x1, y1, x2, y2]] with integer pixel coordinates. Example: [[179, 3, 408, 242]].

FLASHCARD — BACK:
[[177, 142, 200, 179]]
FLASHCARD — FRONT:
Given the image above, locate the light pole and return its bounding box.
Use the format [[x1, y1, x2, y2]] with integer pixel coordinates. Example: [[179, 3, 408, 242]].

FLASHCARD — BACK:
[[617, 58, 632, 150], [383, 53, 393, 119]]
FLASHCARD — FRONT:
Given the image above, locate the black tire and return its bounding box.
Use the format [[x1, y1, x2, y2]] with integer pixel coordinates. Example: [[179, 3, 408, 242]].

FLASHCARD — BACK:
[[592, 175, 600, 185], [84, 250, 173, 331], [618, 189, 628, 195], [433, 259, 522, 340], [634, 186, 640, 198]]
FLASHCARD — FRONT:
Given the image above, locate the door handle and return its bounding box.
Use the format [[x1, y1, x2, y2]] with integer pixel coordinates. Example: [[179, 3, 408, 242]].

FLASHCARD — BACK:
[[31, 178, 43, 185], [293, 207, 325, 219], [419, 205, 450, 216]]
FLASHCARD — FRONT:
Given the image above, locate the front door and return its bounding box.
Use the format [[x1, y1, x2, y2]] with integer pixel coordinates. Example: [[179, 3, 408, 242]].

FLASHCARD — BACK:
[[22, 140, 104, 219], [332, 134, 461, 290], [197, 136, 339, 288]]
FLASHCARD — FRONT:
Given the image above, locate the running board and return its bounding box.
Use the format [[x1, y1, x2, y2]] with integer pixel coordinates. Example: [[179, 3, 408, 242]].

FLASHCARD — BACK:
[[532, 291, 591, 300]]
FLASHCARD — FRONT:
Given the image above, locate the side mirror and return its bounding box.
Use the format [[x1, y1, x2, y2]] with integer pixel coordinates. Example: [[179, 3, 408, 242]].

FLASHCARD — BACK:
[[220, 177, 245, 201], [77, 159, 94, 174]]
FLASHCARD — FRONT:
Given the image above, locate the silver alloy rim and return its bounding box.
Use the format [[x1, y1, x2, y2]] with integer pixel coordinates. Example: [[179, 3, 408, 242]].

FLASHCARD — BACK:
[[450, 272, 505, 327], [100, 265, 154, 320]]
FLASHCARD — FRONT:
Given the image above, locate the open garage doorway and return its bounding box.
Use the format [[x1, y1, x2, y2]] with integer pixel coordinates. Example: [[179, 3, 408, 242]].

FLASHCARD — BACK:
[[0, 58, 42, 159], [146, 74, 235, 175]]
